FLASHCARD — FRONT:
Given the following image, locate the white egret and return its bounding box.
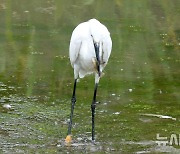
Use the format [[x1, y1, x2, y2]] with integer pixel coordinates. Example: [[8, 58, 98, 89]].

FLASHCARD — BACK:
[[66, 19, 112, 142]]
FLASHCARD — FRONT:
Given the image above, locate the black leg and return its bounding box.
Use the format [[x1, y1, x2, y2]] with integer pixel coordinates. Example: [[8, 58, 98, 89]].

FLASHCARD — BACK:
[[91, 83, 98, 141], [67, 79, 77, 135]]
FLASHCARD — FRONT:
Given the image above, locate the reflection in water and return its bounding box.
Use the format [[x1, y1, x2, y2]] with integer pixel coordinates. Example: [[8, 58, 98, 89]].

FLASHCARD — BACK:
[[0, 0, 179, 153]]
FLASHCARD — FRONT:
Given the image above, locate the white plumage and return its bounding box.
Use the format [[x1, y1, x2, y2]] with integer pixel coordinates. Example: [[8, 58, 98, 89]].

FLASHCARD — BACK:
[[66, 19, 112, 142], [69, 18, 112, 83]]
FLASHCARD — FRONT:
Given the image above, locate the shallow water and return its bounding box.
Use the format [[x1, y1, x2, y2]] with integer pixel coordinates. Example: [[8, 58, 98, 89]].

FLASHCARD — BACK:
[[0, 0, 180, 153]]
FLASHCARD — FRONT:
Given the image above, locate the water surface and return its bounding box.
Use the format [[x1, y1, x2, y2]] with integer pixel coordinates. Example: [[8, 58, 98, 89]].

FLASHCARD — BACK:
[[0, 0, 180, 153]]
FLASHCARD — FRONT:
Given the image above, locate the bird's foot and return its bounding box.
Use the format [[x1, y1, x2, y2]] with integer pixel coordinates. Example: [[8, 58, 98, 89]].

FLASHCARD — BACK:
[[91, 139, 96, 145], [65, 135, 72, 144]]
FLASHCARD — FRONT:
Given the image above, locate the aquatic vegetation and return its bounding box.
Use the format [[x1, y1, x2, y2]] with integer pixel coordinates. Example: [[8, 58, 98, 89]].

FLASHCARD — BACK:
[[0, 0, 179, 153]]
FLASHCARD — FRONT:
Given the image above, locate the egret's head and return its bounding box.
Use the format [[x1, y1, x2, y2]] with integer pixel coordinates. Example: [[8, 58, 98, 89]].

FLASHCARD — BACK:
[[89, 19, 102, 43]]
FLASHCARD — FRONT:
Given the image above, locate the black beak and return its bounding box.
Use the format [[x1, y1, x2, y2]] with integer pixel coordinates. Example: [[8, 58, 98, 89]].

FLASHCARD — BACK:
[[94, 43, 101, 77]]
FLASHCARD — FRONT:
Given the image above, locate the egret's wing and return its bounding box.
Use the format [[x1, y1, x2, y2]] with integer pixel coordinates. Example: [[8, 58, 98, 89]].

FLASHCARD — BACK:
[[69, 38, 82, 67], [102, 34, 112, 63]]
